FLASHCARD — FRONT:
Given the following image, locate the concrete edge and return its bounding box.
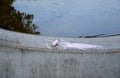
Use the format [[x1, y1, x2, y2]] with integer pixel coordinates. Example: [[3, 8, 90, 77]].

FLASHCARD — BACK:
[[0, 29, 120, 53]]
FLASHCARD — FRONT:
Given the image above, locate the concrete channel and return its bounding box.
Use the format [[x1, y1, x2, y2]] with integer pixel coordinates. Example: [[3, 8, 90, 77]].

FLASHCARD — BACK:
[[0, 28, 120, 78]]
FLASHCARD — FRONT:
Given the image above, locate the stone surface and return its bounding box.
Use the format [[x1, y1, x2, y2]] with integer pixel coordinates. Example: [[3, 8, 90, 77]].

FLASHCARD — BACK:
[[0, 29, 120, 78]]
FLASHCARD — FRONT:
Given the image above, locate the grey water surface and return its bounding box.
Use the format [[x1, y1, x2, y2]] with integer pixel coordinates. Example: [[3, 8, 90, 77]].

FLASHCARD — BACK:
[[12, 0, 120, 37]]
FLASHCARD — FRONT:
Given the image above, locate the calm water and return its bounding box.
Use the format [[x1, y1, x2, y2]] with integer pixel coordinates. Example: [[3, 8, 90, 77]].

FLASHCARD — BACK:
[[1, 0, 120, 37]]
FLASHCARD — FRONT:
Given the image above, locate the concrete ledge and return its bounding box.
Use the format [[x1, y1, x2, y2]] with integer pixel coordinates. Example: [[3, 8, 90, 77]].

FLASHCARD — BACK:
[[0, 29, 120, 53], [0, 29, 120, 78]]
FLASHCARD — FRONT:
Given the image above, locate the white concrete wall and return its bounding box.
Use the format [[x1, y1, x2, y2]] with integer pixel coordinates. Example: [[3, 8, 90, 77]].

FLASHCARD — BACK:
[[0, 29, 120, 78]]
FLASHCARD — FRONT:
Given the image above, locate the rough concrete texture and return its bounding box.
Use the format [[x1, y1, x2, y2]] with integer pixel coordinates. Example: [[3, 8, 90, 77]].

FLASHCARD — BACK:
[[0, 29, 120, 78]]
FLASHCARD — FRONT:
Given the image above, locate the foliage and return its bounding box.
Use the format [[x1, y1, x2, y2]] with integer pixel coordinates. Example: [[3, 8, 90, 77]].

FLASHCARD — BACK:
[[0, 0, 40, 34]]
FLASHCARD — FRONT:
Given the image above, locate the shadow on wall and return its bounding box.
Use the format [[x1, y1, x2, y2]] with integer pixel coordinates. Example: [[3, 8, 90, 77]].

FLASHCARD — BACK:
[[0, 0, 40, 34]]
